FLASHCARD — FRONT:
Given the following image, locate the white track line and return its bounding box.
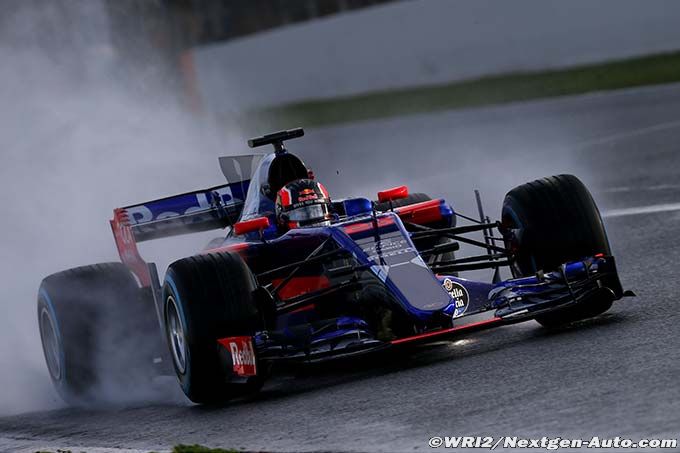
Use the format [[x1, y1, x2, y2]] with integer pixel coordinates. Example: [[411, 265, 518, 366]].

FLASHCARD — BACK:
[[602, 202, 680, 218], [601, 183, 680, 194], [574, 118, 680, 150]]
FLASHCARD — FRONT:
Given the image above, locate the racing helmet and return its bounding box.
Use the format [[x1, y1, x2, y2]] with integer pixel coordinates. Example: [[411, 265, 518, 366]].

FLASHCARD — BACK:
[[276, 179, 333, 229]]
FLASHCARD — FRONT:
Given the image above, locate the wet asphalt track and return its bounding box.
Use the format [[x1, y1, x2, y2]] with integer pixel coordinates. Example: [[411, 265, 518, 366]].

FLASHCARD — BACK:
[[2, 84, 680, 452]]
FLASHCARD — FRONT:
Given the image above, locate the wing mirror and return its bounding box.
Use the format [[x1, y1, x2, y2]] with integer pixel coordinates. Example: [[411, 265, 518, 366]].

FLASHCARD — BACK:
[[343, 197, 373, 217], [234, 217, 270, 235], [377, 185, 409, 203]]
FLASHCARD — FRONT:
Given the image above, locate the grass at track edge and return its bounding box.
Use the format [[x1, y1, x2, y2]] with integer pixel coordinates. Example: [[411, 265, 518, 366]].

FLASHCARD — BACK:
[[240, 51, 680, 129]]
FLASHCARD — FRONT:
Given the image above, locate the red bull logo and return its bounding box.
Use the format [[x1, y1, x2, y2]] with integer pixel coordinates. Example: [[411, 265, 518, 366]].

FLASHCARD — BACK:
[[218, 336, 257, 376], [298, 188, 319, 202]]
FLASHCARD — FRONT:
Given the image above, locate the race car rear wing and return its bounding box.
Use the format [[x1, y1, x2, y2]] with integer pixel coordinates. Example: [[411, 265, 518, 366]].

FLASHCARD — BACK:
[[119, 182, 248, 241], [110, 179, 250, 286]]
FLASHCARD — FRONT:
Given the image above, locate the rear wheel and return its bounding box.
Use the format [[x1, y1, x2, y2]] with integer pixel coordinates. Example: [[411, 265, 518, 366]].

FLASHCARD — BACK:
[[162, 252, 265, 404], [37, 263, 159, 404], [501, 174, 621, 327]]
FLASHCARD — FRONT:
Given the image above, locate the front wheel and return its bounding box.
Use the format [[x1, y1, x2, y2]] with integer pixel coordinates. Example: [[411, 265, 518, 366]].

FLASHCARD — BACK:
[[502, 174, 622, 328]]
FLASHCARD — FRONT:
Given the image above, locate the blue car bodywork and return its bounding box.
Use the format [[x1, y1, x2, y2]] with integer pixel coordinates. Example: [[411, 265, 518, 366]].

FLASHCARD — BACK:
[[111, 129, 626, 367]]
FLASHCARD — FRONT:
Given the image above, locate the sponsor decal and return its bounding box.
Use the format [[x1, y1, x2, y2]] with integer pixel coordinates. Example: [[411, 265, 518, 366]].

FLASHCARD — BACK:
[[219, 336, 257, 377], [370, 264, 390, 282], [125, 186, 236, 225], [291, 198, 326, 209], [442, 278, 469, 318], [297, 188, 319, 202], [362, 237, 416, 262]]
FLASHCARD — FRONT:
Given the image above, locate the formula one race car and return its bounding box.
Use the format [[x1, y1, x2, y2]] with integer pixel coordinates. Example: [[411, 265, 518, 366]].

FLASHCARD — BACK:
[[37, 128, 632, 404]]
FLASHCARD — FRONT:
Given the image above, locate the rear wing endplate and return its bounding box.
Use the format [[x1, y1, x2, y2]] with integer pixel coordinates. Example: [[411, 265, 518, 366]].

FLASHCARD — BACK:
[[110, 180, 249, 286]]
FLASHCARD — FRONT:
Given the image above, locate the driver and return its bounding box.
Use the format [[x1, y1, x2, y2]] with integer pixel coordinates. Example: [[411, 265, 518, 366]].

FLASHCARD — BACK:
[[275, 179, 333, 230]]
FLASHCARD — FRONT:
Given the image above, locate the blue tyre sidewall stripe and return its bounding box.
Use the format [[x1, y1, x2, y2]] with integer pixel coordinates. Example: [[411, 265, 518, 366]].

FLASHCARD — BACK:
[[163, 272, 192, 394], [38, 288, 66, 385]]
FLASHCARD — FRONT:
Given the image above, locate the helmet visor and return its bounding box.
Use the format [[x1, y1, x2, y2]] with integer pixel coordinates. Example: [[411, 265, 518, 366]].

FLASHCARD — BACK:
[[287, 203, 331, 223]]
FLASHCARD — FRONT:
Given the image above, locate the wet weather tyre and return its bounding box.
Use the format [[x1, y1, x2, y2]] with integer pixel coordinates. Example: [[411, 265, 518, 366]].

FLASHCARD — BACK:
[[374, 192, 431, 212], [501, 174, 620, 328], [162, 252, 264, 405], [37, 263, 157, 404]]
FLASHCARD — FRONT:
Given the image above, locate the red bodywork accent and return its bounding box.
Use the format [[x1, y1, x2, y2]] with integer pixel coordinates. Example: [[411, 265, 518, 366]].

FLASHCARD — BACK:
[[234, 216, 270, 236], [288, 303, 316, 314], [390, 317, 502, 345], [278, 187, 292, 207], [203, 242, 250, 255], [377, 185, 409, 203], [342, 216, 395, 235], [394, 199, 443, 225], [110, 208, 151, 287], [217, 336, 258, 377], [318, 182, 330, 199], [272, 276, 330, 300]]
